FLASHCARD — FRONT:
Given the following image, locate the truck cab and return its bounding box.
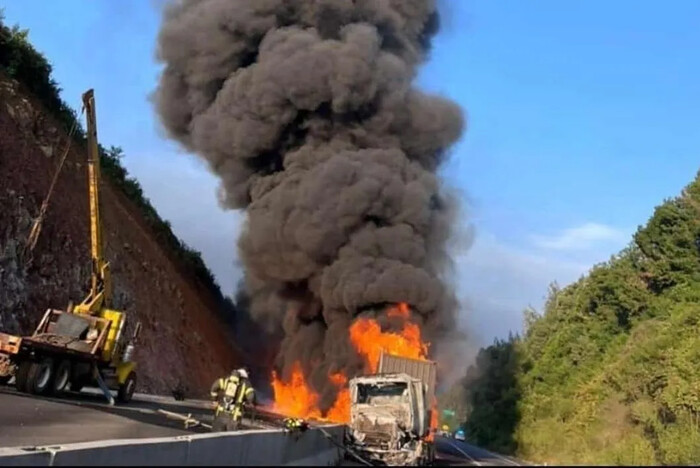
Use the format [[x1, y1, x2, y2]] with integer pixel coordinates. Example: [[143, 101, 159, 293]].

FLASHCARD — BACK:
[[347, 372, 434, 465]]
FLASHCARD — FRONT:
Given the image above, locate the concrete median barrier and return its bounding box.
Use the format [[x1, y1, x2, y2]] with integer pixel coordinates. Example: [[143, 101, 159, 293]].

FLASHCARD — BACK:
[[0, 425, 344, 466], [0, 448, 53, 467], [185, 425, 344, 466], [186, 426, 344, 466], [51, 436, 190, 466]]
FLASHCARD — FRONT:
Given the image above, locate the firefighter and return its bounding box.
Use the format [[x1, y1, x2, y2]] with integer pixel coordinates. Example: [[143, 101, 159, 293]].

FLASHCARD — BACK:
[[283, 417, 309, 432], [210, 368, 255, 432], [283, 417, 309, 442]]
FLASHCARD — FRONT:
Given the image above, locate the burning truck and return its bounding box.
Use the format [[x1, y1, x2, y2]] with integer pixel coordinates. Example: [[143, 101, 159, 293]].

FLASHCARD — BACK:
[[268, 302, 438, 465], [347, 352, 437, 466]]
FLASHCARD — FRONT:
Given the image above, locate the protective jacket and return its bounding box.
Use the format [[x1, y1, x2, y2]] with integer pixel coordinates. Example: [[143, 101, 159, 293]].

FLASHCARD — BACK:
[[210, 373, 255, 421], [284, 417, 309, 432]]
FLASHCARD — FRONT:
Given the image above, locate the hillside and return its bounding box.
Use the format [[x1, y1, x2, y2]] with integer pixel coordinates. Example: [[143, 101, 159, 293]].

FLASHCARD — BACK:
[[0, 18, 242, 396], [447, 171, 700, 465]]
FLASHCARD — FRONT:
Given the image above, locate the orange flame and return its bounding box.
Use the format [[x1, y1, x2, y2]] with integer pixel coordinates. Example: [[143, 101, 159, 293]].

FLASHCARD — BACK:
[[388, 302, 411, 319], [349, 312, 429, 373], [270, 366, 350, 423], [270, 362, 322, 420], [326, 372, 351, 422], [271, 302, 430, 424], [427, 397, 439, 442]]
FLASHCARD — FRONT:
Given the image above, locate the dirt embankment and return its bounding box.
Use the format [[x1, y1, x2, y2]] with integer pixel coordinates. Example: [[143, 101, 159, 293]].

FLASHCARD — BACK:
[[0, 75, 241, 396]]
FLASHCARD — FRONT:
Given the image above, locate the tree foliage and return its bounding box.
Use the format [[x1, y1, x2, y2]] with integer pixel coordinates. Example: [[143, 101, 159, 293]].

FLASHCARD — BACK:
[[0, 16, 237, 324], [449, 172, 700, 465], [461, 336, 521, 454]]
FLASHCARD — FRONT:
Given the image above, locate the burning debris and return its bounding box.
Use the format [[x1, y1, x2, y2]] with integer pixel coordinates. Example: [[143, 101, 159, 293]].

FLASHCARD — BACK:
[[154, 0, 464, 421]]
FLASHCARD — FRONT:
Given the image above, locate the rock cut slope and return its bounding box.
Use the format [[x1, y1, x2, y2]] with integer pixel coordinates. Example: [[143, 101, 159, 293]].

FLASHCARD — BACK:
[[0, 74, 241, 396]]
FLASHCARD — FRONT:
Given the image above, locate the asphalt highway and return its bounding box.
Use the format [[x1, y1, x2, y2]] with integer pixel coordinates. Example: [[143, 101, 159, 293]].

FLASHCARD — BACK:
[[0, 387, 213, 448], [341, 437, 527, 466], [435, 437, 525, 466], [0, 385, 280, 448]]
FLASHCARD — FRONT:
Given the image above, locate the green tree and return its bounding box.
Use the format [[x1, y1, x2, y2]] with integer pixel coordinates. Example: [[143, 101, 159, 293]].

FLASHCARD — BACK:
[[461, 336, 521, 454], [462, 172, 700, 465]]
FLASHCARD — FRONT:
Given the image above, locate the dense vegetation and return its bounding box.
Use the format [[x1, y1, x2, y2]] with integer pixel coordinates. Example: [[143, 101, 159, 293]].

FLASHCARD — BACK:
[[0, 13, 237, 324], [442, 172, 700, 464]]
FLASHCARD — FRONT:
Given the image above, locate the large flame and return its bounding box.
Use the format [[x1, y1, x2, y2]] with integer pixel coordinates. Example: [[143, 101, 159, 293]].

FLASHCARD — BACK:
[[349, 306, 429, 373], [326, 373, 351, 422], [270, 302, 430, 424], [270, 362, 322, 420]]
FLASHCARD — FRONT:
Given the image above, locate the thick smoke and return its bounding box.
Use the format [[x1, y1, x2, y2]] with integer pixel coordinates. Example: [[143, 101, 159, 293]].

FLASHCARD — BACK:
[[155, 0, 465, 409]]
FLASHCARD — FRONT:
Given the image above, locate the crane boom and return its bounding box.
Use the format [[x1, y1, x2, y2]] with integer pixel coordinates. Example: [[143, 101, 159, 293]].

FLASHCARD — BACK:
[[0, 88, 140, 406], [75, 89, 112, 314]]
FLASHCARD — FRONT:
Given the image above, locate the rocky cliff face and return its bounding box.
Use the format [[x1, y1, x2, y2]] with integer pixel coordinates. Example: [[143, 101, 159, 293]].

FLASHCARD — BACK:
[[0, 75, 240, 396]]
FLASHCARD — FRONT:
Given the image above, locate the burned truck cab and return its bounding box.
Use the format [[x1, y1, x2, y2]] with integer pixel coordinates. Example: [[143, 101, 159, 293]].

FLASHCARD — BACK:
[[347, 373, 433, 466]]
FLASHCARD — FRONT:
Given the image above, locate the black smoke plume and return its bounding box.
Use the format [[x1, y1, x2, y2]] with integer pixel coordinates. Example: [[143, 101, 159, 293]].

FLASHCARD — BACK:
[[155, 0, 465, 411]]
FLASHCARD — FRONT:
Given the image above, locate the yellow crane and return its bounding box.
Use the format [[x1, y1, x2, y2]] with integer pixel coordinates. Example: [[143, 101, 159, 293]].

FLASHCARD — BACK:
[[0, 89, 140, 404], [75, 89, 112, 315]]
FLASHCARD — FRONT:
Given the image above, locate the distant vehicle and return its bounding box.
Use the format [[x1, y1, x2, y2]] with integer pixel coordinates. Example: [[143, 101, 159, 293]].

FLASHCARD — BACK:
[[454, 429, 466, 441]]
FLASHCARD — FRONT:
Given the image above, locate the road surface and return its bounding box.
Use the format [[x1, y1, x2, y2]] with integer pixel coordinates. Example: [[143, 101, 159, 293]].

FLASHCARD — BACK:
[[0, 386, 278, 448], [0, 387, 212, 447], [435, 436, 525, 466], [341, 437, 527, 466]]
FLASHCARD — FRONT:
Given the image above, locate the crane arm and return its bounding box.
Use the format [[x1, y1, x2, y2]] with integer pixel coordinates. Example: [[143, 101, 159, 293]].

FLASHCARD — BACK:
[[75, 89, 111, 314]]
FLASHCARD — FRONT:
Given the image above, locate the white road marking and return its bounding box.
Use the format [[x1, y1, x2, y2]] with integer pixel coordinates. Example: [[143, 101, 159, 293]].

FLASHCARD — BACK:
[[443, 438, 526, 467], [477, 449, 521, 466], [445, 440, 482, 466], [497, 455, 522, 466], [488, 450, 521, 466]]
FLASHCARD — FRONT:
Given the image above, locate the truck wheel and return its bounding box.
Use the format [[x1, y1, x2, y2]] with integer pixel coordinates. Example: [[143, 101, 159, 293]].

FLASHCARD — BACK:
[[52, 360, 72, 395], [27, 357, 54, 395], [15, 360, 32, 392], [0, 355, 14, 385], [117, 372, 136, 404]]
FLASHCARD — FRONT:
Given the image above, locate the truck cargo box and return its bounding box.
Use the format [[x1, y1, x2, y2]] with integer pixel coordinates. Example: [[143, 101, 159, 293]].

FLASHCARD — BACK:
[[377, 352, 436, 403]]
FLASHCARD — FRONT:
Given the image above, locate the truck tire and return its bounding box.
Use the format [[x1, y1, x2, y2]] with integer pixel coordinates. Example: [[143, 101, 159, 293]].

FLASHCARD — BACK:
[[52, 360, 72, 395], [0, 355, 14, 385], [27, 357, 54, 396], [15, 360, 32, 392], [117, 372, 136, 404]]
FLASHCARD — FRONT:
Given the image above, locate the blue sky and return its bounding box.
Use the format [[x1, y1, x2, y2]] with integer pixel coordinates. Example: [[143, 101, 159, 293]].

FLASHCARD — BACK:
[[3, 1, 698, 348]]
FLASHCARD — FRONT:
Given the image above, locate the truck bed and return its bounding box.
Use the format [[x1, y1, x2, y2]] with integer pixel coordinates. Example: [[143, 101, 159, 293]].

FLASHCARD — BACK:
[[20, 334, 100, 360]]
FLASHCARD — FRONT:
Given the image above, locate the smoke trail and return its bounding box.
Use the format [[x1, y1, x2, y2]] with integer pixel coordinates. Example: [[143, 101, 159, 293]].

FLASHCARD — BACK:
[[154, 0, 465, 410]]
